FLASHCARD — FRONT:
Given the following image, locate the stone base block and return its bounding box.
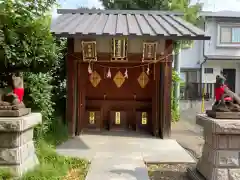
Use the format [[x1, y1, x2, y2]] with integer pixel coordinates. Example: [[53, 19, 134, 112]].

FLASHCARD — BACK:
[[0, 108, 31, 117], [0, 113, 42, 132], [201, 144, 240, 167], [188, 165, 240, 180], [206, 110, 240, 119], [0, 141, 35, 164], [0, 129, 33, 148], [0, 154, 39, 177]]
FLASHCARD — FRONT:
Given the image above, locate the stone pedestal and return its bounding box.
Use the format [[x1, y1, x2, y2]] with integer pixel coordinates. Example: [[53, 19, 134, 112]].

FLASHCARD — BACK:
[[0, 113, 42, 176], [188, 114, 240, 180]]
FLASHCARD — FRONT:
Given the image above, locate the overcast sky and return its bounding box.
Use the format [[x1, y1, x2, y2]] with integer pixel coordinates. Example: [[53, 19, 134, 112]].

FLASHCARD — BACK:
[[53, 0, 240, 17]]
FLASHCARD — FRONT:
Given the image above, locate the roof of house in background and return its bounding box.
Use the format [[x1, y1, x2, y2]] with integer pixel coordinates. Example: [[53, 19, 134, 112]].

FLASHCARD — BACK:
[[51, 9, 210, 40], [200, 11, 240, 18], [206, 55, 240, 60]]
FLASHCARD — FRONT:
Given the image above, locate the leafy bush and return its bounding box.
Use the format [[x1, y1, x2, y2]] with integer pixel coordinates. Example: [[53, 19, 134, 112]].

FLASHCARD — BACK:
[[24, 72, 54, 135], [0, 168, 13, 179], [21, 119, 88, 180], [171, 70, 181, 121]]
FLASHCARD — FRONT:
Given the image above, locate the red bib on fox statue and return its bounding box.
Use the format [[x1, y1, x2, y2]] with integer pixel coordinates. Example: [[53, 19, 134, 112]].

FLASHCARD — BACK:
[[214, 75, 232, 103], [12, 72, 24, 102]]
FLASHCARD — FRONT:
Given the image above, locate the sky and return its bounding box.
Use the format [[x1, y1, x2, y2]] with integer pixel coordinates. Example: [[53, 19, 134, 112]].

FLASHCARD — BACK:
[[52, 0, 240, 17]]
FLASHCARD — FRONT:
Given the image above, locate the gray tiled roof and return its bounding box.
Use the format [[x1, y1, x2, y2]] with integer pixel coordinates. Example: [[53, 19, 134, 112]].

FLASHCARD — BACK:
[[51, 9, 210, 40]]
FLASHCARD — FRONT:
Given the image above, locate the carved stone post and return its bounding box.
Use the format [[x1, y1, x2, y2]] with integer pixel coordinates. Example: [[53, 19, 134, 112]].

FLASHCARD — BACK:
[[188, 114, 240, 180], [0, 113, 42, 176]]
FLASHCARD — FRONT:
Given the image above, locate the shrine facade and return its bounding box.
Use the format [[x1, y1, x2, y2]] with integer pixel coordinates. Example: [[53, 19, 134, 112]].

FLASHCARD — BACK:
[[51, 9, 210, 138]]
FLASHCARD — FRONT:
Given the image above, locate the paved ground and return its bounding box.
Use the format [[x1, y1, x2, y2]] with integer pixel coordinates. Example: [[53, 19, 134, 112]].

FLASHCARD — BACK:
[[171, 100, 213, 159], [57, 131, 195, 180], [57, 100, 210, 180], [171, 120, 204, 159]]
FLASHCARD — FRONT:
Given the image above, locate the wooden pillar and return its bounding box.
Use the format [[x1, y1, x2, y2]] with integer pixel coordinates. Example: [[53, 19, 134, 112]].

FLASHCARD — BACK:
[[152, 63, 161, 137], [66, 38, 76, 137], [76, 62, 86, 135], [159, 40, 173, 139]]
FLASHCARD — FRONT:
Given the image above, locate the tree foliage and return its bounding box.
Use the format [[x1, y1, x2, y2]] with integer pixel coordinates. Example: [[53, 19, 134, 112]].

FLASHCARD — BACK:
[[0, 0, 66, 132], [0, 0, 60, 73], [101, 0, 169, 10]]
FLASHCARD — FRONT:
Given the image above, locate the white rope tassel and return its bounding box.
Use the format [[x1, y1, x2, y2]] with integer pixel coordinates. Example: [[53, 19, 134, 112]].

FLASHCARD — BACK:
[[107, 68, 111, 78], [124, 68, 128, 79], [88, 63, 92, 74], [146, 66, 150, 75]]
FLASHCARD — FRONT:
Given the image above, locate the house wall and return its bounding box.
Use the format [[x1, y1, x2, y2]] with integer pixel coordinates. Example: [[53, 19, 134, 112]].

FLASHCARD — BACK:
[[204, 17, 240, 56], [202, 60, 240, 94], [179, 40, 204, 69], [180, 16, 240, 94], [74, 36, 166, 54]]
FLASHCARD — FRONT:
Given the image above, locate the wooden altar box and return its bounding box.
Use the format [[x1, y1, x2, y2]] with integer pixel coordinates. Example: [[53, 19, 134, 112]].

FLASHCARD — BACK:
[[85, 110, 101, 130], [109, 111, 127, 131], [136, 111, 150, 132]]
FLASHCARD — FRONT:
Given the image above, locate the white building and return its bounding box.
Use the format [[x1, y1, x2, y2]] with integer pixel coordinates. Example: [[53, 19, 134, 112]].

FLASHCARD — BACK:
[[180, 11, 240, 98]]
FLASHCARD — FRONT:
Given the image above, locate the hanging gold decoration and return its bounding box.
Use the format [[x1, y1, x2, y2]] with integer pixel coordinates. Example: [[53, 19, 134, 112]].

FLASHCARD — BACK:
[[142, 42, 157, 62], [89, 71, 101, 87], [141, 112, 147, 125], [111, 38, 128, 61], [113, 71, 125, 88], [89, 112, 95, 124], [138, 71, 149, 88], [82, 41, 97, 62], [115, 112, 121, 124]]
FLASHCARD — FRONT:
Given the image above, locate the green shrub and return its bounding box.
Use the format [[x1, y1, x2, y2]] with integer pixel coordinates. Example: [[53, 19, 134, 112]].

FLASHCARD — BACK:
[[171, 70, 181, 121], [0, 168, 13, 180], [23, 72, 54, 136], [21, 139, 88, 180], [21, 118, 88, 180]]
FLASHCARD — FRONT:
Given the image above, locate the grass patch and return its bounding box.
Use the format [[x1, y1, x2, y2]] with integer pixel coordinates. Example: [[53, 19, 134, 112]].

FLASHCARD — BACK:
[[0, 119, 89, 180]]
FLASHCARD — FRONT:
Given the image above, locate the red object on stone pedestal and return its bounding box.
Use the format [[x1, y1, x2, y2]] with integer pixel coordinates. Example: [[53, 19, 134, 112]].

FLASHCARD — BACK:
[[13, 88, 24, 102], [215, 85, 232, 101]]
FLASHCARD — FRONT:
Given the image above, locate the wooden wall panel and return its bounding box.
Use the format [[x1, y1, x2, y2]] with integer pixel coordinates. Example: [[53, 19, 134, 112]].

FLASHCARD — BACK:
[[67, 39, 173, 138], [66, 38, 75, 136], [159, 40, 173, 139]]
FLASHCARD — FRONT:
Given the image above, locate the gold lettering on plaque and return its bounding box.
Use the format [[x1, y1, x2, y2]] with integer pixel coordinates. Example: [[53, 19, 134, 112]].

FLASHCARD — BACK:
[[89, 112, 95, 124], [82, 41, 97, 61], [142, 42, 157, 62], [141, 112, 147, 125], [115, 112, 121, 124]]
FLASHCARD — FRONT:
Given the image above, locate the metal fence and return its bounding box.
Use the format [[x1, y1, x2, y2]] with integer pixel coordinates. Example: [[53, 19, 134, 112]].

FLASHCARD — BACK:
[[180, 82, 215, 100]]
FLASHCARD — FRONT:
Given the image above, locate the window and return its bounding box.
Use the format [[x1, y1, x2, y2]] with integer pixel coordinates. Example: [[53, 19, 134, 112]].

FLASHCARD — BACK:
[[111, 38, 128, 61], [219, 25, 240, 44], [180, 72, 186, 82], [204, 68, 213, 74], [82, 41, 97, 61], [142, 42, 157, 62]]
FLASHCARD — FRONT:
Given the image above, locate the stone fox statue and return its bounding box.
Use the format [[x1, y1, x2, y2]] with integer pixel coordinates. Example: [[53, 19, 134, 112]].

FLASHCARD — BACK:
[[212, 75, 240, 112], [0, 72, 25, 110], [12, 72, 24, 102]]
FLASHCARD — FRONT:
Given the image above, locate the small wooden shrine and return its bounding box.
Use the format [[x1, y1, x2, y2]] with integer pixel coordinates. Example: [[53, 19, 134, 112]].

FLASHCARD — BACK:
[[51, 9, 210, 138]]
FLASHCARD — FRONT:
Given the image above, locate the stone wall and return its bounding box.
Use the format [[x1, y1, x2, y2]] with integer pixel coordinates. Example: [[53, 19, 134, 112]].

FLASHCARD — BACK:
[[179, 100, 213, 112], [193, 114, 240, 180], [0, 113, 42, 176]]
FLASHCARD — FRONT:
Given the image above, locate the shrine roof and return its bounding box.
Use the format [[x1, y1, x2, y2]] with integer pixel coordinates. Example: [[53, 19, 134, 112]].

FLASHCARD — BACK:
[[51, 9, 210, 40]]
